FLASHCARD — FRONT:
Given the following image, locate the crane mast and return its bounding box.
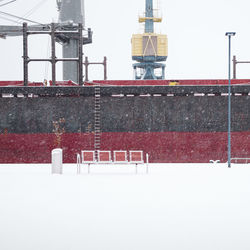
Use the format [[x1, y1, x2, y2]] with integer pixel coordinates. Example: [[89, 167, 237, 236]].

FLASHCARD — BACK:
[[145, 0, 154, 33], [132, 0, 168, 80], [58, 0, 91, 82]]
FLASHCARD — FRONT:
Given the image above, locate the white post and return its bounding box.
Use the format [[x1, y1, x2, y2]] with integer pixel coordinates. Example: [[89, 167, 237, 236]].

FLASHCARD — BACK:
[[51, 148, 63, 174], [146, 153, 149, 174], [76, 153, 81, 174]]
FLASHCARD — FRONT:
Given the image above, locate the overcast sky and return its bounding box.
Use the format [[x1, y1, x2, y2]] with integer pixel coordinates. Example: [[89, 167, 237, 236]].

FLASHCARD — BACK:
[[0, 0, 250, 81]]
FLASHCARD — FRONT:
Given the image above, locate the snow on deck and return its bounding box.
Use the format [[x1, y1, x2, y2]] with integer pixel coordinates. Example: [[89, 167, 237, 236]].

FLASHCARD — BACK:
[[0, 163, 250, 250]]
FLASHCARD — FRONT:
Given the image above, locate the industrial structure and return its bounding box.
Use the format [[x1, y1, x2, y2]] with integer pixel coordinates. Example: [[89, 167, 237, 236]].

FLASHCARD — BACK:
[[57, 0, 92, 82], [1, 0, 250, 165], [131, 0, 168, 80], [0, 0, 92, 83]]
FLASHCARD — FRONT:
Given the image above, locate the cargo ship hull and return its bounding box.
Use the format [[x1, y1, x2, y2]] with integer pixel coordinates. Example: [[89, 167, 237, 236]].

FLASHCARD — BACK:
[[0, 82, 250, 163], [1, 131, 250, 163]]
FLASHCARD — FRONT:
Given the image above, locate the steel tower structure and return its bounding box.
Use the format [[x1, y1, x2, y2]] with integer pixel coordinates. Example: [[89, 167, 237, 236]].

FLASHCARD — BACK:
[[57, 0, 92, 82], [0, 0, 92, 83], [132, 0, 168, 79]]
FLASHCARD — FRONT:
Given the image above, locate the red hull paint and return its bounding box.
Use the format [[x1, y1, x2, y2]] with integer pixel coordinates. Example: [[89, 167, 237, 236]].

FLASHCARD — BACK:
[[92, 79, 250, 86], [0, 80, 77, 87], [1, 79, 250, 87], [0, 131, 250, 163]]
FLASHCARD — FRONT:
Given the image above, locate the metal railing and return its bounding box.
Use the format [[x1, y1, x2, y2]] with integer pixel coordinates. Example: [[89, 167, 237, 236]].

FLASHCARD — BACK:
[[231, 158, 250, 164]]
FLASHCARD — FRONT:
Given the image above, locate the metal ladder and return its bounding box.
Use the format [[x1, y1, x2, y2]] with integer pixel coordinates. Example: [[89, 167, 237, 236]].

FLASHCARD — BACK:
[[94, 85, 101, 160]]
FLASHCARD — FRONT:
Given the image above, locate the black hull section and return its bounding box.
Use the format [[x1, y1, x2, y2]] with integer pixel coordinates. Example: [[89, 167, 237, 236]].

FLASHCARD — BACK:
[[0, 85, 250, 134], [0, 84, 250, 163]]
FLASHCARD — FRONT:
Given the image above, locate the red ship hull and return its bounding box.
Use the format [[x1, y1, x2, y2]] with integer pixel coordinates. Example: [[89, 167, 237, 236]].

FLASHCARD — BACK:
[[1, 80, 250, 164], [1, 131, 250, 163]]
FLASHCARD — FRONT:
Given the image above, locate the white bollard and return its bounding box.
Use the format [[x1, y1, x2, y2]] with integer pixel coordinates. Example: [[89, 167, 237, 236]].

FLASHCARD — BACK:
[[146, 153, 149, 174], [51, 148, 63, 174], [76, 153, 81, 174]]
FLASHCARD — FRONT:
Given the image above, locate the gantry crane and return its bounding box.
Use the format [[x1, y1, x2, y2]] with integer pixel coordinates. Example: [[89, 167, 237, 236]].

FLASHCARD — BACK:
[[0, 0, 92, 83], [132, 0, 168, 80]]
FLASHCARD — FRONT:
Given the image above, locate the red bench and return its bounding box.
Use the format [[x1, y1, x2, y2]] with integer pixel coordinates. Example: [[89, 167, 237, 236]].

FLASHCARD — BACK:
[[78, 150, 149, 174]]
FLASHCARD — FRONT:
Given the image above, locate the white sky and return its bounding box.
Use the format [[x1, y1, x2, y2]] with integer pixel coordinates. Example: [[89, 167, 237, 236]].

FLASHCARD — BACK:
[[0, 0, 250, 81]]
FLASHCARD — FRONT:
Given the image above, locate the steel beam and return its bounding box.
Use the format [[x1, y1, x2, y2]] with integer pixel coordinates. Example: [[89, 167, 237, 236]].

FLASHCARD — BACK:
[[78, 23, 83, 86], [23, 23, 28, 86], [51, 23, 56, 86]]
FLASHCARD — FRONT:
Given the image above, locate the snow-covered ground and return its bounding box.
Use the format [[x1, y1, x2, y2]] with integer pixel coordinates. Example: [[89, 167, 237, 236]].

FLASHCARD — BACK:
[[0, 163, 250, 250]]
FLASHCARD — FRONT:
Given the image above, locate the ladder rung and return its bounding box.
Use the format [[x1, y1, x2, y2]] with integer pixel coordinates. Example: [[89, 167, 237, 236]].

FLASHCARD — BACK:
[[94, 87, 101, 150]]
